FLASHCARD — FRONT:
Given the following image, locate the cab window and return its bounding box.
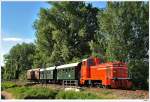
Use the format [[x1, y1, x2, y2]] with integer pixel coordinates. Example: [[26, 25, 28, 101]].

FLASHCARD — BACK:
[[88, 59, 94, 66]]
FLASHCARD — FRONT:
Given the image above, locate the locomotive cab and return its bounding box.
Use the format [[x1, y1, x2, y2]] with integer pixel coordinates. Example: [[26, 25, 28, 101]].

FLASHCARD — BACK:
[[80, 57, 101, 85]]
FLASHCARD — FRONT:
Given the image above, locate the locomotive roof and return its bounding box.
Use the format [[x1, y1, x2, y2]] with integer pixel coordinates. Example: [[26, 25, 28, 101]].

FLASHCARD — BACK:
[[82, 59, 87, 61], [56, 62, 79, 69]]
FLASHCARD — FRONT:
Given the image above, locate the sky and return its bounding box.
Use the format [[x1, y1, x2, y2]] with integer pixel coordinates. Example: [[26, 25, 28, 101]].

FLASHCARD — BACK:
[[1, 1, 107, 66]]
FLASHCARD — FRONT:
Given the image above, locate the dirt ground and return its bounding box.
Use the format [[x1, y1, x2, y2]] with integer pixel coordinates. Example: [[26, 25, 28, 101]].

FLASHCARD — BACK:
[[1, 91, 14, 99], [85, 87, 149, 99]]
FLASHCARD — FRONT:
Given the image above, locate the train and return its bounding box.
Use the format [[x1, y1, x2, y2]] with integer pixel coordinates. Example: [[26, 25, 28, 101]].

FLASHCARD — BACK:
[[27, 57, 132, 89]]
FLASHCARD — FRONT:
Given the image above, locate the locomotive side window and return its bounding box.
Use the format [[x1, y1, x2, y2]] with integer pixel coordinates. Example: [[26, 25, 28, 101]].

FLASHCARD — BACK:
[[88, 59, 94, 66]]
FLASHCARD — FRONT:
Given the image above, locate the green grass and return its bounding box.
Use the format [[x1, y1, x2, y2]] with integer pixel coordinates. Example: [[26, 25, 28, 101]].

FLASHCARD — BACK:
[[56, 90, 101, 99], [1, 82, 121, 99], [7, 86, 58, 99], [6, 86, 102, 99], [1, 82, 117, 99], [1, 82, 17, 90]]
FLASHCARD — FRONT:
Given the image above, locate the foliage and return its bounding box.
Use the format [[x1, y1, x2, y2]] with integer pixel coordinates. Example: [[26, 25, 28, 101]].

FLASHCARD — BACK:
[[33, 1, 99, 67], [2, 43, 35, 80], [129, 59, 149, 89], [95, 1, 149, 89]]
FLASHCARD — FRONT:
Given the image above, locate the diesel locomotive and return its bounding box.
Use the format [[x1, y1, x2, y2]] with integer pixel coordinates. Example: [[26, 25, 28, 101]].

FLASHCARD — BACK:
[[27, 57, 132, 89]]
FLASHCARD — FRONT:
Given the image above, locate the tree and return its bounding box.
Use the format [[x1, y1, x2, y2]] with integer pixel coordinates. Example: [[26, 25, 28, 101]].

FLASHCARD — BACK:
[[2, 43, 35, 80], [95, 1, 149, 89], [33, 1, 99, 67]]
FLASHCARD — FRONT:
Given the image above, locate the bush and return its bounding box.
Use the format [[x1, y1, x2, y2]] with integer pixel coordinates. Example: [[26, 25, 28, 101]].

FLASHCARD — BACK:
[[1, 82, 17, 90], [56, 90, 101, 99], [24, 87, 58, 99]]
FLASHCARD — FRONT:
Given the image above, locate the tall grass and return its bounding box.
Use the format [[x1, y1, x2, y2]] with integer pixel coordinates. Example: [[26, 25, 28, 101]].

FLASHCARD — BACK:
[[7, 86, 58, 99], [6, 86, 101, 99], [2, 82, 116, 99], [56, 90, 101, 99], [1, 82, 17, 90]]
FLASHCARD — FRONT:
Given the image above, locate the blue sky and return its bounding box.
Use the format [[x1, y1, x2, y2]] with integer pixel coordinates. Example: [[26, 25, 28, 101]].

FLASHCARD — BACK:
[[1, 1, 107, 66]]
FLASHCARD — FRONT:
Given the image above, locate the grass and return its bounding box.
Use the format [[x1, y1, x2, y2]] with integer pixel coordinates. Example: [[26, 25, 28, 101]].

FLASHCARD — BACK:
[[56, 90, 101, 99], [2, 81, 148, 99], [6, 86, 58, 99], [6, 86, 101, 99], [1, 82, 17, 90], [1, 83, 119, 99], [85, 88, 117, 99]]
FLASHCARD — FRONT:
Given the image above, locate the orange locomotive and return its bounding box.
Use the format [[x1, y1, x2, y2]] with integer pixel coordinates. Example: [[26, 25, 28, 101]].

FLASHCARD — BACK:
[[80, 57, 132, 89]]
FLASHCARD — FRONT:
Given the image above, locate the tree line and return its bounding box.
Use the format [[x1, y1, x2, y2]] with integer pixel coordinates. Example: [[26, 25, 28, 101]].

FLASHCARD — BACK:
[[2, 1, 149, 89]]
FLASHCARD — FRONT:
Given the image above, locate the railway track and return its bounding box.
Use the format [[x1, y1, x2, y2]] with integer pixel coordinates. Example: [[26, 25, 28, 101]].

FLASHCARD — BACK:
[[26, 82, 145, 92]]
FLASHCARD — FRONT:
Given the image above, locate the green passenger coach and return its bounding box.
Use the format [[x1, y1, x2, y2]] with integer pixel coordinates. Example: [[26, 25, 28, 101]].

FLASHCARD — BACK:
[[40, 67, 55, 80], [56, 63, 80, 80]]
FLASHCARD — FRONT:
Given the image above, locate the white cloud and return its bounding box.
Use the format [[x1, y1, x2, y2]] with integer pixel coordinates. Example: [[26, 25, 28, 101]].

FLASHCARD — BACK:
[[1, 37, 35, 66], [2, 38, 23, 42], [2, 37, 34, 43], [1, 53, 5, 67]]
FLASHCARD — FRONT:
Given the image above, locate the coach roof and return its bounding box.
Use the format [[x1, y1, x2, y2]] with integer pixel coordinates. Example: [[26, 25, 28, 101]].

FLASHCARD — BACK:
[[40, 66, 55, 71], [56, 62, 79, 69]]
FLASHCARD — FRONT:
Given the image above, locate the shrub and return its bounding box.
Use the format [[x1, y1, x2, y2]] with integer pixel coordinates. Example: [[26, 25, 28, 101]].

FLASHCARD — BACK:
[[24, 87, 58, 99]]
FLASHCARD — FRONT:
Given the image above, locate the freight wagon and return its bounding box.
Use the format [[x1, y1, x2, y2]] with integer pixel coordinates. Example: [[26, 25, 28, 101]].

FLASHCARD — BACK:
[[27, 57, 132, 89]]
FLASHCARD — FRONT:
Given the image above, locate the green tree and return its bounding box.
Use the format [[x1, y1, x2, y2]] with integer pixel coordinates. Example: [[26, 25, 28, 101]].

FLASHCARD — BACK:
[[33, 1, 99, 66], [95, 2, 149, 89], [2, 43, 35, 80]]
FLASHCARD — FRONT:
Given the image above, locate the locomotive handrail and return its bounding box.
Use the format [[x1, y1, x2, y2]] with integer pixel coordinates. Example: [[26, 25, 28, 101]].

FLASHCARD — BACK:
[[111, 77, 132, 80]]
